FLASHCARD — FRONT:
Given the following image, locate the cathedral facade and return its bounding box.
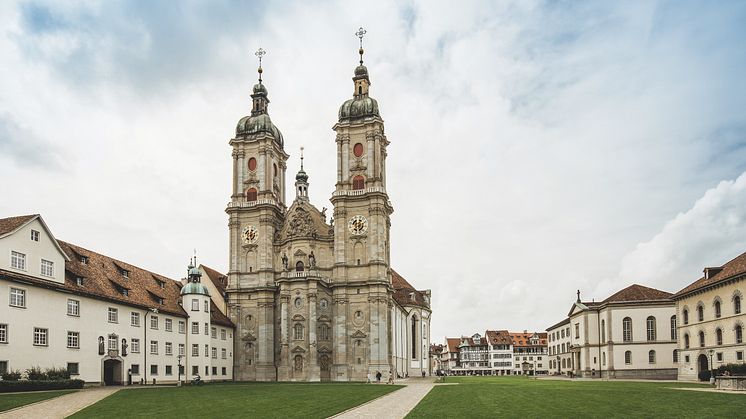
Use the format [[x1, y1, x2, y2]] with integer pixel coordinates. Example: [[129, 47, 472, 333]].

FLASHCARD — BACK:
[[225, 42, 432, 382]]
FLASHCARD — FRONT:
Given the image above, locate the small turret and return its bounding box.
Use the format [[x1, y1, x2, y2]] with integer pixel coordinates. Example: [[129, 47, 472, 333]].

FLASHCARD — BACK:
[[295, 146, 309, 201]]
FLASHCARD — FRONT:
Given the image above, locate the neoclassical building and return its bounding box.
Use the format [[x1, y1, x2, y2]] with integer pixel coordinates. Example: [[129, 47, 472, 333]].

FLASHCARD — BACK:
[[546, 318, 572, 375], [225, 41, 431, 381], [672, 251, 745, 381]]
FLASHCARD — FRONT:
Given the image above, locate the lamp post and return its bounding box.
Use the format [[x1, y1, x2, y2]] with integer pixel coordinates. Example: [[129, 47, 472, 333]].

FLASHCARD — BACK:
[[177, 354, 183, 386], [143, 308, 159, 386], [556, 356, 561, 376], [708, 349, 715, 385]]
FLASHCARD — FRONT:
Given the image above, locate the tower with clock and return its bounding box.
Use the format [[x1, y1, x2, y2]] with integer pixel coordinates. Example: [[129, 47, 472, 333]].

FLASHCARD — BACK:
[[226, 31, 430, 383]]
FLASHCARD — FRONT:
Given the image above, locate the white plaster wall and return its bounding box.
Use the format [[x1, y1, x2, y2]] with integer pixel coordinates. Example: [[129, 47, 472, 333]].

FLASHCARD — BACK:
[[0, 219, 66, 284]]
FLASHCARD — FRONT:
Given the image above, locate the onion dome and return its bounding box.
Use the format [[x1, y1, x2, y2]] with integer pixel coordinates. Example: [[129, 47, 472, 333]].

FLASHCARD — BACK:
[[180, 258, 210, 297], [296, 167, 308, 182], [235, 48, 284, 148], [339, 29, 380, 121]]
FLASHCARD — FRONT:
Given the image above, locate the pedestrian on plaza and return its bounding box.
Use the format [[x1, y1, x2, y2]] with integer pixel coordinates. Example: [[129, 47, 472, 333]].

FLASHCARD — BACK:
[[388, 370, 394, 384], [376, 371, 382, 383], [366, 372, 372, 383]]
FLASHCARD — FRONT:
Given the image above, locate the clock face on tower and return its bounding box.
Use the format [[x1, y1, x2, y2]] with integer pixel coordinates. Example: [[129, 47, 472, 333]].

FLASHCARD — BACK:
[[242, 225, 258, 244], [348, 215, 368, 235]]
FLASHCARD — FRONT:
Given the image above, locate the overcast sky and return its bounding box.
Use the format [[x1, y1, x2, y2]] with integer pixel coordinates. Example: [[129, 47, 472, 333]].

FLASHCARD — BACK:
[[2, 1, 746, 341]]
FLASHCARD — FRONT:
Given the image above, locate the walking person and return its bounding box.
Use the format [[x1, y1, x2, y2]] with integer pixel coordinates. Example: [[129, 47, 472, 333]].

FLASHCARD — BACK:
[[366, 372, 372, 383], [376, 371, 382, 383]]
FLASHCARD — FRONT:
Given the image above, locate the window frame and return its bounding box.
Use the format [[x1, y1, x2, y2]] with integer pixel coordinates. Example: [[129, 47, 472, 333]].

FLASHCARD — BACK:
[[108, 307, 118, 323], [131, 312, 140, 327], [67, 299, 80, 317], [67, 362, 79, 376], [67, 331, 80, 349], [646, 316, 656, 341], [9, 288, 26, 308], [40, 259, 54, 277], [131, 338, 140, 353], [622, 317, 632, 342], [33, 327, 48, 346], [10, 251, 26, 271], [0, 324, 8, 343]]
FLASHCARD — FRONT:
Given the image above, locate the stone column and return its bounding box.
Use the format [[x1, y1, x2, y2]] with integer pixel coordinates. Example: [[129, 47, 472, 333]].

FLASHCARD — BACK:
[[333, 296, 348, 381], [257, 296, 276, 381], [366, 132, 374, 180], [336, 136, 343, 183], [258, 150, 267, 193], [278, 292, 290, 380], [237, 151, 246, 196], [308, 289, 319, 381]]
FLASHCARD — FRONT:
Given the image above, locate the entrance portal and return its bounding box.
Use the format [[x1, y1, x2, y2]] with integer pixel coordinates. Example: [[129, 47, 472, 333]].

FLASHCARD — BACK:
[[103, 359, 122, 385], [320, 355, 331, 382], [697, 354, 709, 381]]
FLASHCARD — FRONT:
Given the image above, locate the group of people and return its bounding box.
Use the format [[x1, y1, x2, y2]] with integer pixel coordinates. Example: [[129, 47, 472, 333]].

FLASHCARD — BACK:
[[366, 370, 395, 384]]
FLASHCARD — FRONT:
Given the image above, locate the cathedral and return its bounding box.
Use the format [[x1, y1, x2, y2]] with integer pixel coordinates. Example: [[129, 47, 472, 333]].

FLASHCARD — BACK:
[[225, 32, 432, 382]]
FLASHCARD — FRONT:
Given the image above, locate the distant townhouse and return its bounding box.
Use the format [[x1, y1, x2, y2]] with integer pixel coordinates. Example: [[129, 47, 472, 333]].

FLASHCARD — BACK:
[[456, 333, 491, 375], [565, 284, 677, 379], [441, 338, 461, 375], [672, 251, 746, 381], [0, 214, 235, 385], [510, 331, 548, 375], [485, 330, 513, 375], [546, 318, 572, 376]]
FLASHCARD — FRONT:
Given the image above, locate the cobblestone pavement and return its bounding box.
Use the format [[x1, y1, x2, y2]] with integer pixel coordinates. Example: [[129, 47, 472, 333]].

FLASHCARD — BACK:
[[331, 377, 436, 419], [0, 386, 119, 419]]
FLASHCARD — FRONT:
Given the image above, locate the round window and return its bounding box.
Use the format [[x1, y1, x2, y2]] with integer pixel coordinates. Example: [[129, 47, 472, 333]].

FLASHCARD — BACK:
[[294, 298, 302, 309], [248, 157, 257, 171], [353, 143, 364, 158]]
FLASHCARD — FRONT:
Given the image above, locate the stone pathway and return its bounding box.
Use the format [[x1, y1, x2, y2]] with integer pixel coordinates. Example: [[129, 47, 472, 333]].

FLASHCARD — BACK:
[[331, 377, 435, 419], [0, 387, 119, 419]]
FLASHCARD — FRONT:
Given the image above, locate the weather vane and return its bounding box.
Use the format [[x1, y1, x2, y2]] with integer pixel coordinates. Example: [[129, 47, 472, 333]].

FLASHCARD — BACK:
[[300, 146, 304, 170], [355, 27, 366, 64], [255, 48, 266, 82]]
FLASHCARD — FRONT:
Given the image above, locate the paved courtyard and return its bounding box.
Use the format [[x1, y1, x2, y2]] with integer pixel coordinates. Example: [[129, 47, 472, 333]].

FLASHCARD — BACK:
[[332, 377, 436, 419], [0, 387, 119, 419]]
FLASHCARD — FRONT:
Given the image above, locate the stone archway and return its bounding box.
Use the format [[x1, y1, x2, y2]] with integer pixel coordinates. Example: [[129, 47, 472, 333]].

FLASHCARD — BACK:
[[697, 354, 709, 381], [103, 358, 123, 385]]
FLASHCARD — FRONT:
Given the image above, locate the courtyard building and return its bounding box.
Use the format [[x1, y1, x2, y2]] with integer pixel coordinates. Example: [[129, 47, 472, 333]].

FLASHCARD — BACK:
[[672, 251, 746, 381], [565, 284, 677, 379], [546, 318, 573, 376], [225, 40, 431, 382], [0, 214, 234, 385], [510, 331, 548, 375]]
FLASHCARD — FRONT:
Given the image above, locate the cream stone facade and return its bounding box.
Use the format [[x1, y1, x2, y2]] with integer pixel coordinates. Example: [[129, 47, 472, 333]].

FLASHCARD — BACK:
[[226, 44, 431, 382], [0, 214, 234, 385], [565, 285, 677, 379], [672, 252, 746, 381], [546, 318, 573, 376]]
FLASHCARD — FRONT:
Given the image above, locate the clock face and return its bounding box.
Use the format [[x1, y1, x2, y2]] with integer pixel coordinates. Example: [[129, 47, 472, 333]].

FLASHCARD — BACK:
[[242, 225, 258, 244], [348, 215, 368, 235]]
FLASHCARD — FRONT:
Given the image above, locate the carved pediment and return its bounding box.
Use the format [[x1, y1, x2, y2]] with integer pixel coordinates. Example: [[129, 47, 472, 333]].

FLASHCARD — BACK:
[[351, 330, 367, 339], [241, 332, 256, 342], [318, 346, 332, 354], [317, 315, 331, 323], [293, 249, 307, 257], [292, 314, 306, 321], [291, 346, 306, 353]]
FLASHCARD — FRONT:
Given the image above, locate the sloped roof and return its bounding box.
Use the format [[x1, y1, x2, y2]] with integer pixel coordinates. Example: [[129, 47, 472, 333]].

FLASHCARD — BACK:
[[391, 269, 429, 309], [602, 284, 672, 303], [546, 317, 571, 331], [445, 338, 461, 353], [210, 300, 234, 328], [430, 344, 444, 355], [485, 330, 512, 345], [673, 250, 746, 299], [0, 214, 38, 237], [201, 264, 228, 294], [509, 332, 547, 347]]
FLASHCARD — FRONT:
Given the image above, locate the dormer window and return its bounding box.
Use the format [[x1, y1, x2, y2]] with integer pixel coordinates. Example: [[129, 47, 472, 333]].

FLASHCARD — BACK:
[[119, 268, 129, 278], [30, 230, 40, 242], [158, 297, 164, 305], [157, 279, 165, 289], [80, 256, 88, 265], [122, 288, 129, 296], [76, 276, 84, 286]]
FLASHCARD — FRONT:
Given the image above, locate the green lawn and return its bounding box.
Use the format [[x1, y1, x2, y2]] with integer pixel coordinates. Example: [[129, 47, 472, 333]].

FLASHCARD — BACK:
[[0, 390, 77, 412], [408, 377, 745, 418], [71, 382, 401, 418]]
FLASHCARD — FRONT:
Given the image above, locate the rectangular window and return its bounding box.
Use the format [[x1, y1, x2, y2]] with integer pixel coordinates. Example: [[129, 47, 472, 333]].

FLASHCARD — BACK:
[[67, 299, 80, 316], [222, 367, 227, 376], [150, 365, 158, 375], [67, 331, 80, 348], [131, 364, 140, 375], [221, 348, 227, 359], [192, 322, 199, 334], [31, 230, 40, 241], [191, 299, 199, 311], [132, 338, 140, 353], [76, 276, 84, 286], [165, 365, 172, 375], [221, 329, 226, 340], [108, 335, 117, 351], [212, 366, 217, 375], [204, 323, 209, 336], [151, 315, 158, 330], [80, 256, 88, 265], [205, 344, 209, 357], [192, 344, 199, 357], [212, 347, 217, 359], [205, 366, 209, 375], [192, 365, 198, 375], [178, 321, 185, 334], [0, 324, 6, 343], [150, 340, 158, 355], [40, 259, 54, 277], [165, 342, 173, 356], [211, 327, 217, 339], [179, 343, 185, 356], [204, 300, 209, 312], [33, 327, 48, 346], [737, 351, 744, 361], [9, 288, 26, 308], [11, 251, 26, 270], [0, 361, 7, 375], [108, 307, 118, 323], [165, 318, 172, 332], [717, 352, 723, 362], [131, 312, 140, 327], [574, 323, 580, 339], [67, 362, 79, 375]]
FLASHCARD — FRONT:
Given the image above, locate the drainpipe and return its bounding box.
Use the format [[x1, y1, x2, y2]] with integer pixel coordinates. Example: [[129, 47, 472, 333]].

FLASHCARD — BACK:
[[144, 308, 158, 385], [597, 312, 602, 379]]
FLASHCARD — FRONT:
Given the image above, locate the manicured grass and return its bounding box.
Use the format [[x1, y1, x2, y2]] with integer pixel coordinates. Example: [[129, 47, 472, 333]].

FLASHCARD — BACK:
[[71, 382, 401, 418], [0, 390, 77, 412], [408, 377, 745, 418]]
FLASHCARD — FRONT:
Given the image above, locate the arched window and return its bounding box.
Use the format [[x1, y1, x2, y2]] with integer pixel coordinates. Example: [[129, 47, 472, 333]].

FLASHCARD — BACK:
[[735, 296, 742, 314], [294, 355, 303, 371], [273, 163, 278, 178], [716, 328, 723, 346], [647, 316, 656, 341], [670, 315, 677, 340], [293, 323, 304, 340], [622, 317, 632, 342], [715, 300, 721, 318], [246, 188, 257, 202], [673, 350, 678, 363], [295, 261, 304, 272], [601, 320, 606, 342], [683, 309, 689, 325], [697, 304, 704, 322], [358, 85, 362, 95], [699, 331, 705, 347], [352, 175, 365, 190], [319, 324, 329, 341], [624, 350, 632, 364], [411, 315, 419, 359], [736, 325, 743, 344], [248, 157, 257, 171], [684, 333, 690, 349], [648, 350, 656, 364]]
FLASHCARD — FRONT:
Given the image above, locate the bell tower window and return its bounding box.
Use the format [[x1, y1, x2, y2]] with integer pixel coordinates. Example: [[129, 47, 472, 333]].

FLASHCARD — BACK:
[[353, 143, 364, 158], [295, 261, 304, 272], [352, 176, 365, 190], [248, 158, 257, 171], [246, 188, 257, 202]]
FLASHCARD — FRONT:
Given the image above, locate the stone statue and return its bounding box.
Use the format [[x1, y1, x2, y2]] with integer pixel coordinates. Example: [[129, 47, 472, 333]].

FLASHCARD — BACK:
[[281, 253, 289, 271], [122, 338, 128, 356], [309, 251, 316, 269], [98, 336, 105, 355], [321, 207, 327, 219]]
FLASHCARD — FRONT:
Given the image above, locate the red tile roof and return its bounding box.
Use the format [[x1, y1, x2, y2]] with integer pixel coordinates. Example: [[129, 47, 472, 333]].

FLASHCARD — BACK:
[[210, 300, 234, 327], [509, 332, 547, 347], [602, 284, 672, 303], [201, 264, 228, 294], [673, 250, 746, 299], [0, 214, 38, 236], [445, 338, 461, 353], [391, 269, 430, 309], [485, 330, 512, 345]]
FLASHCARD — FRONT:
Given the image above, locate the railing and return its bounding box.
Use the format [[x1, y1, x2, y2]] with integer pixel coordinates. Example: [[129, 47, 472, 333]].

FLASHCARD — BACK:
[[226, 198, 278, 208], [331, 186, 387, 197]]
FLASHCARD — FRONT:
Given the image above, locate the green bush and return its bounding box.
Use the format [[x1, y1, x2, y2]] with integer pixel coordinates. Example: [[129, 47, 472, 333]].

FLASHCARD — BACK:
[[1, 369, 22, 381], [0, 379, 84, 393], [716, 363, 746, 376], [45, 367, 71, 381], [25, 366, 46, 381]]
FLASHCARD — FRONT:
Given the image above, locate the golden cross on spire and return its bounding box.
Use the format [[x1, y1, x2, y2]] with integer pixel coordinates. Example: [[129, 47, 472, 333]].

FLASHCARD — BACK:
[[355, 27, 367, 65], [255, 48, 266, 82]]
